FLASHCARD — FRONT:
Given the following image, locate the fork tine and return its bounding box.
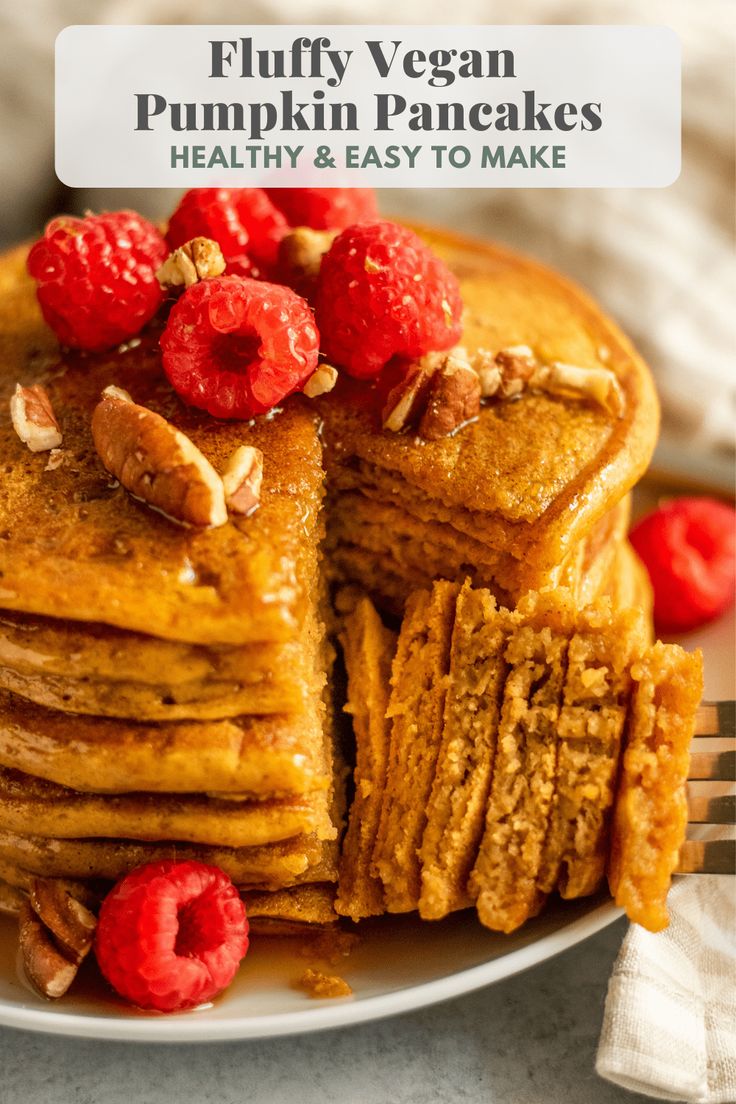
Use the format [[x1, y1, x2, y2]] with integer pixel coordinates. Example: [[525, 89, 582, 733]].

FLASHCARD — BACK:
[[688, 740, 736, 781], [687, 781, 736, 824], [677, 838, 736, 874], [695, 701, 735, 738]]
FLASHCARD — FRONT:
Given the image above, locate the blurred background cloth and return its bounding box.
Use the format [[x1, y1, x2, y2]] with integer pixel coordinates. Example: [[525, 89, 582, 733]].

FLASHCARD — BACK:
[[0, 0, 734, 482]]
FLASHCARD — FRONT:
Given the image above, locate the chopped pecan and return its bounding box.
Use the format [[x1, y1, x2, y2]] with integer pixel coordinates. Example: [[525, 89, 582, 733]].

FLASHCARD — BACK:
[[530, 361, 625, 417], [92, 388, 228, 527], [303, 363, 338, 398], [419, 353, 481, 440], [484, 346, 537, 398], [156, 237, 226, 289], [278, 227, 337, 296], [29, 877, 97, 966], [221, 445, 263, 516], [18, 902, 79, 999], [472, 346, 624, 416], [382, 361, 436, 433], [10, 383, 63, 452]]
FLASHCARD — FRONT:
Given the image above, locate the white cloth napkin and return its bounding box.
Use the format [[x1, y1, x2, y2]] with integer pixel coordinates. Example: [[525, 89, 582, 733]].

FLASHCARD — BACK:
[[596, 877, 736, 1103]]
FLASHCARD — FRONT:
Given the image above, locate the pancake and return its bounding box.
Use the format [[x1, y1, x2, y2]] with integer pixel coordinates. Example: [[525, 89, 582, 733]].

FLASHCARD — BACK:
[[469, 598, 570, 933], [537, 603, 646, 899], [318, 224, 658, 612], [0, 608, 316, 719], [0, 246, 324, 644], [335, 596, 396, 921], [372, 581, 458, 913], [326, 492, 631, 613], [419, 582, 510, 921], [608, 642, 703, 931], [0, 825, 341, 891], [0, 766, 335, 848], [0, 689, 329, 795], [0, 610, 295, 686]]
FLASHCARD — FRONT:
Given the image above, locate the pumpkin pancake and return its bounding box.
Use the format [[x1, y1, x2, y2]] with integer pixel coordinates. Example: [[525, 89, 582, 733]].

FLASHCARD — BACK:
[[419, 582, 511, 921], [326, 492, 631, 613], [318, 223, 658, 612], [537, 602, 647, 899], [0, 246, 324, 645], [0, 689, 329, 795], [608, 642, 703, 932], [0, 766, 335, 848], [372, 581, 459, 913], [335, 596, 396, 921], [0, 608, 316, 719], [469, 594, 572, 933], [0, 829, 327, 889]]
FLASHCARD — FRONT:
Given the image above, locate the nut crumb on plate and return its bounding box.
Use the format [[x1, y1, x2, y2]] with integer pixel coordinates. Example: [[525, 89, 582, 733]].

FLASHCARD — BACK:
[[297, 967, 353, 999]]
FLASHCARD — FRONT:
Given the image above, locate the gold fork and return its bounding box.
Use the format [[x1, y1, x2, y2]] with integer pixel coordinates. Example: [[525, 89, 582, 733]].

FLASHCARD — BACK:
[[678, 701, 736, 874]]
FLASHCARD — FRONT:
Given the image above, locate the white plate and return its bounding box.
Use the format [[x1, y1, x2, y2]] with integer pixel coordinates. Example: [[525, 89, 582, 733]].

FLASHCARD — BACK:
[[0, 587, 731, 1042], [0, 896, 622, 1041]]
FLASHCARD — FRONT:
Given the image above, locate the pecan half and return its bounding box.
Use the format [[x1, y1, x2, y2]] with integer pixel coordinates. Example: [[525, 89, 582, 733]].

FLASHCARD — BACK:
[[10, 383, 63, 452], [303, 363, 338, 398], [29, 877, 97, 966], [156, 237, 226, 289], [18, 902, 79, 999], [92, 387, 228, 527], [418, 353, 481, 440], [221, 445, 264, 516]]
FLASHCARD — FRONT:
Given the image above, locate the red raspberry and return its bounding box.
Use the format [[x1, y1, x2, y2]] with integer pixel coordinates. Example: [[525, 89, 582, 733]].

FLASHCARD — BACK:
[[630, 497, 736, 633], [266, 188, 378, 230], [26, 211, 167, 352], [160, 275, 319, 419], [314, 220, 463, 379], [95, 860, 249, 1012], [166, 189, 288, 275]]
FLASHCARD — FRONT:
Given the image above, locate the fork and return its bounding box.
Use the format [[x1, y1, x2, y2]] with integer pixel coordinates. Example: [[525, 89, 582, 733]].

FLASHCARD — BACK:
[[678, 701, 736, 875]]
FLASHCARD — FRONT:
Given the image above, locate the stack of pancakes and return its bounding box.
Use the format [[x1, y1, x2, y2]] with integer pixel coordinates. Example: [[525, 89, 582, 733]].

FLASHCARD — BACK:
[[336, 585, 702, 933], [318, 226, 659, 615], [0, 248, 341, 932], [0, 220, 664, 939]]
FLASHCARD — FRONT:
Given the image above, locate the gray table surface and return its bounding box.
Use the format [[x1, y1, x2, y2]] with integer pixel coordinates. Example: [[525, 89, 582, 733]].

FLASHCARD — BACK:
[[0, 918, 658, 1104]]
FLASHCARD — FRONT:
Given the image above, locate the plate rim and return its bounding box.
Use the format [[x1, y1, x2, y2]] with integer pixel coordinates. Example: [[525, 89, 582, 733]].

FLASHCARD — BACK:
[[0, 900, 622, 1042]]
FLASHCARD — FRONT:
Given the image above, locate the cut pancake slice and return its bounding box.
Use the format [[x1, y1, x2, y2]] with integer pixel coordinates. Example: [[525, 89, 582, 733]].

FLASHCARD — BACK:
[[0, 767, 335, 849], [470, 597, 571, 933], [0, 689, 329, 796], [608, 642, 703, 932], [537, 604, 646, 899], [372, 581, 459, 913], [419, 582, 511, 920], [335, 596, 396, 921]]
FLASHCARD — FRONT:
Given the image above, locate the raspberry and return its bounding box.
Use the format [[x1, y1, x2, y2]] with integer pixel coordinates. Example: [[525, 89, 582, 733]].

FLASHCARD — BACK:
[[160, 275, 319, 419], [314, 220, 463, 379], [629, 497, 736, 633], [26, 211, 167, 352], [95, 860, 249, 1013], [266, 188, 378, 230], [166, 189, 288, 276]]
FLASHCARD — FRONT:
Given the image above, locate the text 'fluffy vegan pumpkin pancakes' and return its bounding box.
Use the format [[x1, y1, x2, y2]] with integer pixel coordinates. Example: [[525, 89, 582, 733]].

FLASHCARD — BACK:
[[0, 215, 700, 959]]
